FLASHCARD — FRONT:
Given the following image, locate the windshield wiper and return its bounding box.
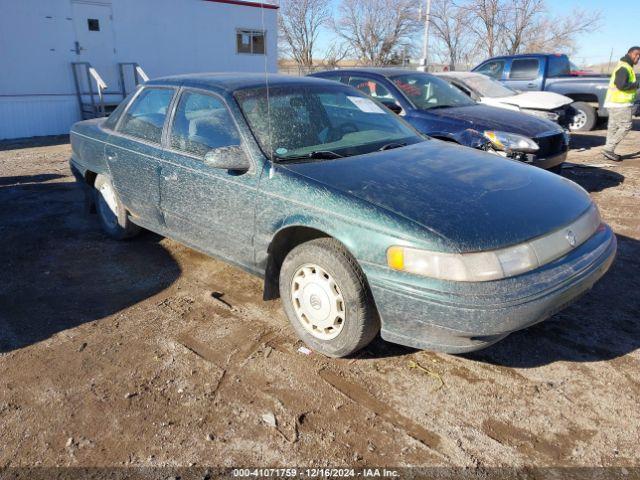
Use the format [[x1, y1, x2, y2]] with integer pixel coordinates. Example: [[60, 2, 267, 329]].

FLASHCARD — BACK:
[[275, 150, 344, 162], [378, 142, 407, 151]]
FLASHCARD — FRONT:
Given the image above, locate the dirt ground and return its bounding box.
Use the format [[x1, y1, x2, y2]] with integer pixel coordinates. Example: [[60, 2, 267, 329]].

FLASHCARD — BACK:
[[0, 124, 639, 471]]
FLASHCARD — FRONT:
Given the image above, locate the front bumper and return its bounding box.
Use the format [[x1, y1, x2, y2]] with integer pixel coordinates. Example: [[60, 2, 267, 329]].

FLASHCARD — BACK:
[[366, 225, 616, 353], [526, 150, 567, 169]]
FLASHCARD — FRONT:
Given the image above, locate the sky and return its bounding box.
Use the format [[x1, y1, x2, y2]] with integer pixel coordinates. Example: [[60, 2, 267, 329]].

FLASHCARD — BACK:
[[308, 0, 635, 67]]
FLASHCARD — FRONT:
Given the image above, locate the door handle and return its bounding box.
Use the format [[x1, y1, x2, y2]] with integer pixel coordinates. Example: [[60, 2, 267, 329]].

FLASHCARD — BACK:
[[163, 172, 178, 181], [106, 153, 116, 161]]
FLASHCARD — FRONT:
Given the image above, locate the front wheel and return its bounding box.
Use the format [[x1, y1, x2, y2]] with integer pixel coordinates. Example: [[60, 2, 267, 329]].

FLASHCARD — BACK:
[[94, 174, 141, 240], [279, 238, 380, 357], [568, 102, 598, 132]]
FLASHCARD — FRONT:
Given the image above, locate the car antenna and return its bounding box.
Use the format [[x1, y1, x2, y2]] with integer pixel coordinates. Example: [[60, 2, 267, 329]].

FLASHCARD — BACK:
[[260, 2, 274, 159]]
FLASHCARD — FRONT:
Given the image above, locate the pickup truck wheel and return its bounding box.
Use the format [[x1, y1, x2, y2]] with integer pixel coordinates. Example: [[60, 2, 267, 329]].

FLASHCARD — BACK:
[[94, 175, 141, 240], [279, 238, 380, 358], [569, 102, 597, 132]]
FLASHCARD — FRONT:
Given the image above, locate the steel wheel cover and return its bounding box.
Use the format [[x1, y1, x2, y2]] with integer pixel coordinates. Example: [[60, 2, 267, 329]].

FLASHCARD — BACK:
[[569, 110, 587, 131], [290, 263, 346, 340]]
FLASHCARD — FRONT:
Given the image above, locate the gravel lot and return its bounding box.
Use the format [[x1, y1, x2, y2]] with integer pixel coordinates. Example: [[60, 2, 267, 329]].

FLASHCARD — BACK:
[[0, 126, 639, 470]]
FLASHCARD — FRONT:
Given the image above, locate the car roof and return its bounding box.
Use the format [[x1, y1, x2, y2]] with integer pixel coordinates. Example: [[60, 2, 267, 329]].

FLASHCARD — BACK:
[[480, 53, 567, 61], [435, 71, 484, 80], [145, 72, 337, 93], [312, 68, 429, 78]]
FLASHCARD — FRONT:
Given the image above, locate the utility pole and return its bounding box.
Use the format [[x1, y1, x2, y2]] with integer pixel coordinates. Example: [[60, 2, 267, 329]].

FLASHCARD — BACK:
[[418, 0, 431, 72]]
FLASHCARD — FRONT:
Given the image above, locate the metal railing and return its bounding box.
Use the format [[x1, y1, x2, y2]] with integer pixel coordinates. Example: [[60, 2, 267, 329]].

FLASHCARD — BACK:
[[71, 62, 109, 119], [118, 63, 149, 97]]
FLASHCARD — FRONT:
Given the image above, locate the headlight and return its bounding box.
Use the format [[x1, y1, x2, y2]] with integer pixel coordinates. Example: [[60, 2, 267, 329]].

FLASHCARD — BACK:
[[387, 205, 602, 282], [521, 109, 560, 122], [483, 130, 539, 153]]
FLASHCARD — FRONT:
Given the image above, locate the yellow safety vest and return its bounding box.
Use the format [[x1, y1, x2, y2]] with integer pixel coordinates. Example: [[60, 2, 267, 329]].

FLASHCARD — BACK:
[[605, 61, 637, 105]]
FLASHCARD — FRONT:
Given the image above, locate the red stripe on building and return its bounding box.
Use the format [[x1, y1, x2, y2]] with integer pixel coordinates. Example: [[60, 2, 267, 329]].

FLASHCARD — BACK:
[[203, 0, 279, 9]]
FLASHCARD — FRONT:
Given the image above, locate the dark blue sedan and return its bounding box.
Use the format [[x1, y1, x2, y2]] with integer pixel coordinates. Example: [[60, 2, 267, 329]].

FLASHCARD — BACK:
[[310, 68, 570, 171]]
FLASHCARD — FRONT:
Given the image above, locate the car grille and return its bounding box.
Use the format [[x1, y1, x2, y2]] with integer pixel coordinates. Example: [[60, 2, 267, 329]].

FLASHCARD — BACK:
[[534, 132, 568, 158]]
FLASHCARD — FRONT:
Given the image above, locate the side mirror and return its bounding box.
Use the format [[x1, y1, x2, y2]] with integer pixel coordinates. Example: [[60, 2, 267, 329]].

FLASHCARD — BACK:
[[381, 100, 403, 115], [204, 146, 250, 171]]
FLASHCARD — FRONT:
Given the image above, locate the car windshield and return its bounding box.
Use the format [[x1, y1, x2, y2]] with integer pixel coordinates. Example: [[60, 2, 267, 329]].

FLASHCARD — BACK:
[[234, 84, 423, 161], [459, 75, 516, 98], [390, 73, 476, 110]]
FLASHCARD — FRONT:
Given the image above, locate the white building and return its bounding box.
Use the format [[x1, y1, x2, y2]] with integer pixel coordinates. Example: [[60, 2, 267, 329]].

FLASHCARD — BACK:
[[0, 0, 279, 140]]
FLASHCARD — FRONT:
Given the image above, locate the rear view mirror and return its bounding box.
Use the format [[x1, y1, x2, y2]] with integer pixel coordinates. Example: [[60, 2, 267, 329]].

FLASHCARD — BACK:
[[204, 146, 250, 171]]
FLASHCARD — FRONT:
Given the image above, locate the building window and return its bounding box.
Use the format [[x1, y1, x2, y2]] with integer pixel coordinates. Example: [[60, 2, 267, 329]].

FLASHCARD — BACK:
[[236, 30, 266, 55], [87, 18, 100, 31]]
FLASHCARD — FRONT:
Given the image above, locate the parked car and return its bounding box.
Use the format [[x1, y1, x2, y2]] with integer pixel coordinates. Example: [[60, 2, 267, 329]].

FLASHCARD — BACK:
[[436, 71, 575, 129], [472, 53, 618, 132], [70, 74, 616, 357], [310, 68, 569, 172]]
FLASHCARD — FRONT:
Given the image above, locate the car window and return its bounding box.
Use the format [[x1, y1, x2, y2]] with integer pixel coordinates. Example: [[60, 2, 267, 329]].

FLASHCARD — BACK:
[[103, 91, 137, 130], [390, 73, 476, 110], [234, 84, 423, 161], [510, 59, 540, 80], [170, 91, 241, 157], [451, 81, 473, 97], [319, 73, 344, 83], [348, 76, 396, 103], [463, 75, 517, 98], [118, 88, 174, 143], [476, 60, 506, 80], [547, 55, 571, 77]]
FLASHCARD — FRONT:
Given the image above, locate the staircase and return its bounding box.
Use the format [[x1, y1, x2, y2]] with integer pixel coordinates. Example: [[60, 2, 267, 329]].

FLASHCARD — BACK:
[[71, 62, 149, 120]]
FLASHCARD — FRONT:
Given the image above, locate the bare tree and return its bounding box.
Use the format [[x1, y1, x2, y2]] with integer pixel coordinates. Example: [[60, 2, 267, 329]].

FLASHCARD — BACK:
[[333, 0, 421, 65], [455, 0, 601, 61], [500, 0, 545, 54], [278, 0, 332, 68], [519, 8, 602, 54], [321, 41, 350, 69], [429, 0, 475, 70], [461, 0, 504, 58]]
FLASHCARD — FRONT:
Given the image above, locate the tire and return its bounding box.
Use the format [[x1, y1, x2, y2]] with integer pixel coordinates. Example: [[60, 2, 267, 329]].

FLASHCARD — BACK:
[[568, 102, 598, 132], [279, 238, 380, 357], [94, 174, 141, 240]]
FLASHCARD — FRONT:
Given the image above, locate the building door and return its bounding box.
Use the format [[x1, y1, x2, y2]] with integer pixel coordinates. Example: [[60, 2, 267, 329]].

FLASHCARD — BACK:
[[71, 1, 117, 92]]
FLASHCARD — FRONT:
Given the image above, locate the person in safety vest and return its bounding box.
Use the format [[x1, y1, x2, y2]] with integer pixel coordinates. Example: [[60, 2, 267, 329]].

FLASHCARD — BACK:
[[603, 46, 640, 161]]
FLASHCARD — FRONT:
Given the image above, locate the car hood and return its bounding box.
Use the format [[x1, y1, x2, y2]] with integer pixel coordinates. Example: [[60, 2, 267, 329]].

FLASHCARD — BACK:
[[417, 104, 562, 137], [483, 91, 573, 110], [282, 141, 592, 252]]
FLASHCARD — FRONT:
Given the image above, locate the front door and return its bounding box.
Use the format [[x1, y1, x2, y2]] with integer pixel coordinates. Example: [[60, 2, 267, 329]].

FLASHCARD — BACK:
[[106, 87, 176, 228], [160, 89, 261, 268], [71, 1, 118, 91]]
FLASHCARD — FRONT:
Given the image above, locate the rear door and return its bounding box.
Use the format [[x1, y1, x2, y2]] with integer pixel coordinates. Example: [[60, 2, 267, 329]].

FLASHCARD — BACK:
[[505, 57, 543, 91], [160, 89, 260, 267], [106, 87, 176, 228]]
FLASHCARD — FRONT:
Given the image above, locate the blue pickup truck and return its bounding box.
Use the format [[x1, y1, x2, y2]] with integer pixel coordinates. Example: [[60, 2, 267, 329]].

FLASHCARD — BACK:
[[473, 54, 613, 132]]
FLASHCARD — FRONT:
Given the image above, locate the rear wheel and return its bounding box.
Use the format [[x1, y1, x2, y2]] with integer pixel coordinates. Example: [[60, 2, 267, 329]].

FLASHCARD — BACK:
[[279, 238, 380, 357], [568, 102, 598, 132], [94, 174, 141, 240]]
